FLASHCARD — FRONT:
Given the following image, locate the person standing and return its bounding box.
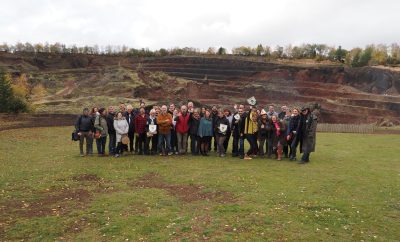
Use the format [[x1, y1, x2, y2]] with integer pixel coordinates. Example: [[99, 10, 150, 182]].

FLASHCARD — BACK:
[[271, 115, 286, 161], [189, 108, 201, 155], [106, 106, 116, 156], [174, 105, 190, 155], [94, 108, 108, 156], [145, 109, 158, 155], [211, 105, 218, 151], [299, 107, 318, 164], [124, 105, 135, 153], [231, 106, 245, 158], [134, 107, 148, 155], [287, 108, 302, 161], [223, 109, 233, 154], [157, 105, 173, 156], [198, 109, 213, 156], [113, 112, 129, 157], [75, 108, 94, 156], [214, 109, 230, 157], [244, 107, 259, 159], [257, 109, 271, 158], [282, 108, 292, 158]]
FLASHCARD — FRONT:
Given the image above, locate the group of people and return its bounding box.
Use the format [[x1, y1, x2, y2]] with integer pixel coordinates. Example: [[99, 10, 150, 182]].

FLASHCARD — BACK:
[[74, 101, 318, 164]]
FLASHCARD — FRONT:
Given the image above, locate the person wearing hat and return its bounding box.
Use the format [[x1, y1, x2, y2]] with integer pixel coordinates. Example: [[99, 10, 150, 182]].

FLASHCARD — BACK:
[[75, 107, 94, 156], [94, 108, 109, 156], [113, 111, 129, 157], [257, 109, 271, 158], [299, 106, 318, 164]]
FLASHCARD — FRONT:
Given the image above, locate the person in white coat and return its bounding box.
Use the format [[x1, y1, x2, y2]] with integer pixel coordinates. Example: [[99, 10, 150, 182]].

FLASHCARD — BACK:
[[113, 112, 129, 157]]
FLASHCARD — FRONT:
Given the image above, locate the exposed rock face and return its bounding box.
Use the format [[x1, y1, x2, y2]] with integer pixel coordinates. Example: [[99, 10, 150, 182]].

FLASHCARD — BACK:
[[139, 57, 400, 124], [1, 52, 399, 124]]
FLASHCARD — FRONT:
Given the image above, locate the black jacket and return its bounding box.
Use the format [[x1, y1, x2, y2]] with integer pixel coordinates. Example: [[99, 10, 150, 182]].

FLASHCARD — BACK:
[[214, 116, 230, 136], [106, 112, 116, 134], [124, 111, 135, 134], [75, 115, 94, 132], [189, 115, 201, 135], [232, 112, 246, 138]]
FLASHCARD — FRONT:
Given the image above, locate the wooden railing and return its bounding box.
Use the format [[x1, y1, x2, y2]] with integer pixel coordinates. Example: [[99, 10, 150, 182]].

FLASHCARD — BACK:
[[317, 123, 376, 134]]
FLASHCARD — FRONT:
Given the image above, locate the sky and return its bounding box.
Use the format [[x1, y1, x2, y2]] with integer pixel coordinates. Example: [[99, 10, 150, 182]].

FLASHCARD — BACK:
[[1, 0, 399, 51]]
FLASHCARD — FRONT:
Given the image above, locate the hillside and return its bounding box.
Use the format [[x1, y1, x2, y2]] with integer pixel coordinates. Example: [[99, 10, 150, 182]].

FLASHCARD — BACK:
[[1, 52, 400, 124]]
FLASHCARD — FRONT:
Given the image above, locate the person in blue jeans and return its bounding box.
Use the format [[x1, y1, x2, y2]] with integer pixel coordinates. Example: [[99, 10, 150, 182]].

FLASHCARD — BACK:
[[94, 108, 109, 156], [157, 105, 173, 156]]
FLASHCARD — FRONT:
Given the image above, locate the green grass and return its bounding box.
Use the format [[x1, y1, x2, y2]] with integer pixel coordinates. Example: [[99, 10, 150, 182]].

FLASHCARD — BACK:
[[0, 127, 399, 241]]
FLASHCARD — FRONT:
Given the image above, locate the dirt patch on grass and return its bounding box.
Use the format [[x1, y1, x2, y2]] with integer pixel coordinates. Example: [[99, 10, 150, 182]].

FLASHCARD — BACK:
[[130, 172, 237, 204], [0, 188, 91, 222], [72, 173, 101, 182]]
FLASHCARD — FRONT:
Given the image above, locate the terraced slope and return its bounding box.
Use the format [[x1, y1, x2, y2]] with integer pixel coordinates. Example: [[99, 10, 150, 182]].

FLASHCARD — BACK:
[[1, 52, 399, 124]]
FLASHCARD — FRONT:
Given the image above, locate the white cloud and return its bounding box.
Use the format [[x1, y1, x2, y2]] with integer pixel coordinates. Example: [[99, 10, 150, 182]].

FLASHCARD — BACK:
[[1, 0, 399, 50]]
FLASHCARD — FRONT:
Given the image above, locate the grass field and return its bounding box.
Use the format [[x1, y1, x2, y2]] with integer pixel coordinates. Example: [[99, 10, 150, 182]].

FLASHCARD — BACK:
[[0, 127, 399, 241]]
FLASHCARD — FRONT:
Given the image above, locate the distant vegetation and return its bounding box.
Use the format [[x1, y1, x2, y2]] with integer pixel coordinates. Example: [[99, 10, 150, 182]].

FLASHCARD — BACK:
[[0, 72, 30, 113], [1, 42, 400, 67]]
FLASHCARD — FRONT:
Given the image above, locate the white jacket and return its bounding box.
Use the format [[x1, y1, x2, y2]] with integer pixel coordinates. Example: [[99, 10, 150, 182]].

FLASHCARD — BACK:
[[114, 118, 129, 142]]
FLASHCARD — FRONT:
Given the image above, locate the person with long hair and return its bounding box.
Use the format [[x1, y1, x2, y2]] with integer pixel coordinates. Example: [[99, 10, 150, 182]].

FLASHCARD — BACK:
[[198, 109, 213, 156]]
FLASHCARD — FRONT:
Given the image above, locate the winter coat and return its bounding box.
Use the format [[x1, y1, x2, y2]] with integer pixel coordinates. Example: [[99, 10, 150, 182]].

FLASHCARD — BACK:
[[214, 116, 230, 136], [94, 115, 108, 137], [198, 117, 213, 138], [189, 115, 201, 136], [300, 113, 318, 153], [114, 118, 129, 142], [231, 112, 246, 138], [146, 116, 158, 133], [75, 114, 94, 132], [157, 112, 173, 134], [106, 112, 116, 134], [124, 111, 135, 135], [175, 113, 190, 134], [271, 120, 287, 147], [257, 118, 271, 140]]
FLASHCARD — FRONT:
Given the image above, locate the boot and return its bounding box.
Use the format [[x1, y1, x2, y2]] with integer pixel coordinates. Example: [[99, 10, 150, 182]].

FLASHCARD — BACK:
[[277, 145, 283, 161]]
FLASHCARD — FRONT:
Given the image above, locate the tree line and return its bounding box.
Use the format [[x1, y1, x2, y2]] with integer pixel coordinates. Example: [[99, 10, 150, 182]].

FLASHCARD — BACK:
[[1, 42, 400, 67]]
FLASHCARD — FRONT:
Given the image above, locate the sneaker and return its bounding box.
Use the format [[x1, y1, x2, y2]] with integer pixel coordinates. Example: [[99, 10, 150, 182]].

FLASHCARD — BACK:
[[220, 154, 226, 158], [244, 155, 252, 160], [168, 152, 173, 156], [80, 153, 85, 157], [114, 154, 120, 158]]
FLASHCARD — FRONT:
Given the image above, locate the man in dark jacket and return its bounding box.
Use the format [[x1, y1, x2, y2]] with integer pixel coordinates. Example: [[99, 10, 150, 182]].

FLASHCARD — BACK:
[[106, 106, 116, 156], [299, 107, 318, 164], [75, 108, 94, 156], [189, 109, 201, 155], [232, 107, 246, 159]]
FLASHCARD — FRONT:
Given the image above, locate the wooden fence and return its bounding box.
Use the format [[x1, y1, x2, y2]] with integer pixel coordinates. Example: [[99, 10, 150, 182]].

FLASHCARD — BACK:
[[317, 123, 376, 134]]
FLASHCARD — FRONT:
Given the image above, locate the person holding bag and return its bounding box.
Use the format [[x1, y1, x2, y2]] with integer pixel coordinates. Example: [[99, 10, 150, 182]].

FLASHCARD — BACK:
[[113, 112, 129, 157], [94, 108, 109, 156]]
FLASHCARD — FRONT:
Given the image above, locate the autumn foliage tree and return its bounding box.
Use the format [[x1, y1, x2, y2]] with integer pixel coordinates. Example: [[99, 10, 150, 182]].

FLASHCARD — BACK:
[[0, 73, 29, 113]]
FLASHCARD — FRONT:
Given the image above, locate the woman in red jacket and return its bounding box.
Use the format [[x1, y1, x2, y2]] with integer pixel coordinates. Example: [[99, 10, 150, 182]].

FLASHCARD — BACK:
[[174, 105, 190, 155]]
